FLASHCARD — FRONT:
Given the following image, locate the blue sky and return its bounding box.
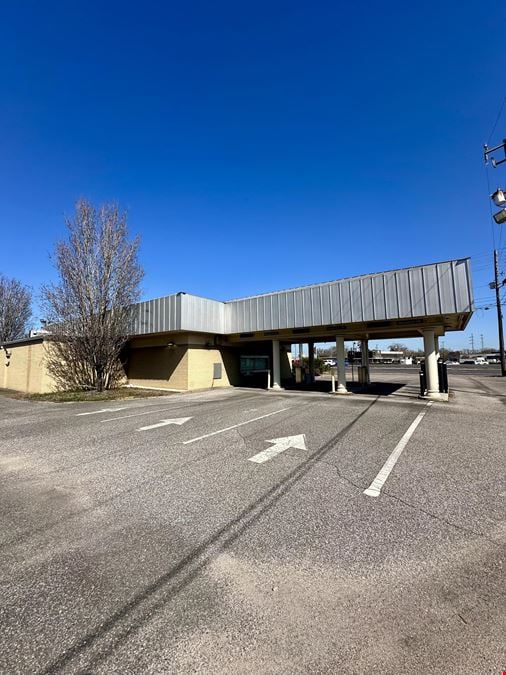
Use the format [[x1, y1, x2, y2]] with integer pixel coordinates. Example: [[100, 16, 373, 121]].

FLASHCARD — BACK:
[[1, 1, 505, 350]]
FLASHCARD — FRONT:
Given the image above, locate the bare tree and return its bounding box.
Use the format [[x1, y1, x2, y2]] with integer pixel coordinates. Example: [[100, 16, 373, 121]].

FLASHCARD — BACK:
[[42, 199, 143, 391], [0, 275, 31, 343]]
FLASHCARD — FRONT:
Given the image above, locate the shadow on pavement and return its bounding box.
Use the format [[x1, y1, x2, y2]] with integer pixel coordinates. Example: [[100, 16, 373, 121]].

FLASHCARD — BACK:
[[282, 380, 406, 396]]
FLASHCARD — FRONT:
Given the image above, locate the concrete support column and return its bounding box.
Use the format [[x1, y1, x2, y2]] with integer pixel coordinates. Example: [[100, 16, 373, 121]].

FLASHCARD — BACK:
[[422, 328, 440, 398], [360, 339, 370, 384], [434, 335, 440, 362], [271, 340, 282, 389], [335, 336, 348, 393], [308, 341, 315, 383]]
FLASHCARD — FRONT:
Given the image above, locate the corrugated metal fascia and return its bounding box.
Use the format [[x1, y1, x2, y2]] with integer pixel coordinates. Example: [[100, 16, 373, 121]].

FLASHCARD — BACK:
[[464, 257, 474, 310], [176, 294, 182, 331], [223, 258, 473, 332], [224, 257, 472, 304], [128, 293, 181, 335], [179, 294, 226, 333], [126, 257, 473, 336]]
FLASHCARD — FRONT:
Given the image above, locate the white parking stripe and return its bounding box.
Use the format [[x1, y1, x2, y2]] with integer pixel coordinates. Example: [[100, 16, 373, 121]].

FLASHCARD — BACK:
[[364, 402, 433, 498], [76, 407, 127, 416], [100, 407, 181, 423], [99, 394, 264, 423], [183, 408, 291, 445]]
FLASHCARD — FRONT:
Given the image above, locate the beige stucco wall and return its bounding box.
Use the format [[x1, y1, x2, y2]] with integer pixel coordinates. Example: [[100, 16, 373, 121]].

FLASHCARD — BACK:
[[127, 344, 189, 390], [0, 341, 55, 394], [0, 332, 290, 394], [125, 333, 241, 391], [0, 335, 237, 394], [187, 347, 232, 390]]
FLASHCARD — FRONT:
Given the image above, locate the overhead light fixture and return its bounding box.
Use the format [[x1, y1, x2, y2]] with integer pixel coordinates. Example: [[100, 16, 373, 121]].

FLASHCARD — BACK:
[[493, 208, 506, 224], [491, 188, 506, 206]]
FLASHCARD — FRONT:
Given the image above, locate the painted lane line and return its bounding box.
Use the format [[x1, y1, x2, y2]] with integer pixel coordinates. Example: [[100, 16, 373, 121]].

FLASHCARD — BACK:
[[98, 393, 263, 423], [363, 402, 433, 498], [76, 407, 127, 416], [183, 408, 290, 445], [137, 417, 192, 432], [248, 434, 307, 464], [100, 407, 182, 423]]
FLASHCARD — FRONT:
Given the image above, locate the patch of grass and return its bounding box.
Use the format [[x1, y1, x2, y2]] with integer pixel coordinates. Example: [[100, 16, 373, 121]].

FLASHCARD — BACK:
[[0, 388, 28, 400], [0, 387, 172, 403]]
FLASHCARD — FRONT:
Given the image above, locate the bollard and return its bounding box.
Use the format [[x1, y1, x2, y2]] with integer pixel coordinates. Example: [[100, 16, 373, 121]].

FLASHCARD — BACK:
[[267, 371, 271, 389], [331, 374, 336, 393]]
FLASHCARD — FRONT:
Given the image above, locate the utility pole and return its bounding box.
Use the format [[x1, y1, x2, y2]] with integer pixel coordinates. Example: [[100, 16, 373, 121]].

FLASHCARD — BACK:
[[469, 333, 475, 352], [493, 249, 506, 376], [483, 139, 506, 376]]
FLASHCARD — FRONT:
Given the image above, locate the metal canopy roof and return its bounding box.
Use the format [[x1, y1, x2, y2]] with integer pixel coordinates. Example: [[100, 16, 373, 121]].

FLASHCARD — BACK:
[[129, 258, 473, 339]]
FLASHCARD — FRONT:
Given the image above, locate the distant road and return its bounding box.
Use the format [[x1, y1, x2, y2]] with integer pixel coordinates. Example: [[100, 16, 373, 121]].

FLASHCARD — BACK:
[[366, 363, 501, 378]]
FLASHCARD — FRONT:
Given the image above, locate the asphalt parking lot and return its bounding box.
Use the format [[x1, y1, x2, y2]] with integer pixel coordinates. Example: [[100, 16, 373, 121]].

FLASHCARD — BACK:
[[0, 367, 504, 674]]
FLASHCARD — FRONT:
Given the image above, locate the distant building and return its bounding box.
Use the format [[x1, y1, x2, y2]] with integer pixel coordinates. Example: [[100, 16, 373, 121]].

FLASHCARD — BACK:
[[371, 350, 404, 364], [29, 329, 51, 338]]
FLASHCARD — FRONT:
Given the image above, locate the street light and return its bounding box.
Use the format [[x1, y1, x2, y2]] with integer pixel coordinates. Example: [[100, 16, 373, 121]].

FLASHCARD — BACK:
[[484, 139, 506, 167], [491, 188, 506, 206], [492, 208, 506, 224]]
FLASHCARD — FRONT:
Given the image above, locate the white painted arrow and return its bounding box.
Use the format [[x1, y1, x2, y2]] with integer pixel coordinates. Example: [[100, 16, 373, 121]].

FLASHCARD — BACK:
[[248, 434, 307, 464], [76, 407, 127, 416], [137, 417, 192, 431]]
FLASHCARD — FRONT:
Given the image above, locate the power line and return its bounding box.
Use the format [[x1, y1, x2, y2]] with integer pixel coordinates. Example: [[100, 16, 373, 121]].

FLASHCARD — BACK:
[[487, 91, 506, 145], [485, 93, 506, 251], [462, 246, 506, 260]]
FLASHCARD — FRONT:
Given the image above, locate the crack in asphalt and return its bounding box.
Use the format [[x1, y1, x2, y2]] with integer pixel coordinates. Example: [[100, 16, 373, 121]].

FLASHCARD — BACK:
[[381, 490, 502, 546]]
